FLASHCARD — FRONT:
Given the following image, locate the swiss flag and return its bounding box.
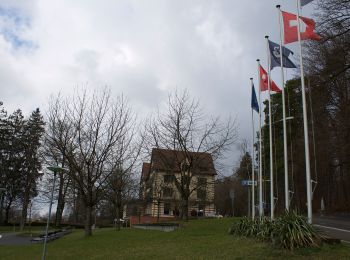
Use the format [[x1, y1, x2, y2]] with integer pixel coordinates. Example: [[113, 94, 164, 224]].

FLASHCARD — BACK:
[[282, 11, 321, 44], [259, 65, 281, 93]]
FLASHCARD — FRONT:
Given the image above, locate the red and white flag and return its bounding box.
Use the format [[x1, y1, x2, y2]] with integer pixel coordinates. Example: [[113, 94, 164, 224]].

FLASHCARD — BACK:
[[282, 11, 321, 44], [259, 65, 281, 93]]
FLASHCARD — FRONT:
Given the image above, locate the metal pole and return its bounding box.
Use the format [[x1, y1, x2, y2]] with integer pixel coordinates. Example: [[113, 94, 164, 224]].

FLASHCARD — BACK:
[[308, 77, 318, 198], [296, 0, 312, 224], [232, 198, 234, 217], [265, 35, 274, 220], [277, 5, 290, 211], [42, 171, 57, 260], [230, 189, 235, 217], [248, 185, 250, 218], [257, 60, 263, 218], [250, 78, 255, 220], [252, 109, 255, 220]]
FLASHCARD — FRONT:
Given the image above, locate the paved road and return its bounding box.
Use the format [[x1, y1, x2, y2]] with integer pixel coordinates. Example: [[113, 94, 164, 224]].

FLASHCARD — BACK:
[[314, 215, 350, 243], [0, 232, 32, 245]]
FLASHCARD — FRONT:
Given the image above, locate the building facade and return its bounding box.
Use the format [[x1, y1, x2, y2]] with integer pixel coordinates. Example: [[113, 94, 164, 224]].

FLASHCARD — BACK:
[[140, 148, 216, 218]]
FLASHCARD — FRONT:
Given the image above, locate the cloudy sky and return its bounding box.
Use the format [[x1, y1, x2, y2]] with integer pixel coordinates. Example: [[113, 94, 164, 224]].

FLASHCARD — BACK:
[[0, 0, 315, 174]]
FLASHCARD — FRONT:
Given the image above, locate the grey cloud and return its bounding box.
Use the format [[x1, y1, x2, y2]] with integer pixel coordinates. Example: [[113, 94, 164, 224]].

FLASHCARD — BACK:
[[0, 0, 316, 174]]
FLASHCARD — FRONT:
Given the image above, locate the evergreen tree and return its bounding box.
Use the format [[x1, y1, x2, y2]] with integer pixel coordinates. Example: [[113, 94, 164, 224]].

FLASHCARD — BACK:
[[0, 102, 8, 223], [20, 108, 45, 230], [2, 109, 26, 224]]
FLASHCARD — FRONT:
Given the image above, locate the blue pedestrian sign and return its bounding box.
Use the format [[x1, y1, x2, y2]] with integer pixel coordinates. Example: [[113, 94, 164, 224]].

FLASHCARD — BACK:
[[241, 180, 257, 186]]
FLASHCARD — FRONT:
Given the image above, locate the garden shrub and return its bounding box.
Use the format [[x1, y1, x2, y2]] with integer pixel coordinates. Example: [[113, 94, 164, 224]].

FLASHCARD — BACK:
[[229, 211, 325, 250], [273, 211, 323, 250]]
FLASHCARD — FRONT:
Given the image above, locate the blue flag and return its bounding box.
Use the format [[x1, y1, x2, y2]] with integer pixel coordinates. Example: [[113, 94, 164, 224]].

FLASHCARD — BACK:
[[269, 40, 296, 70], [301, 0, 314, 6], [251, 84, 259, 113]]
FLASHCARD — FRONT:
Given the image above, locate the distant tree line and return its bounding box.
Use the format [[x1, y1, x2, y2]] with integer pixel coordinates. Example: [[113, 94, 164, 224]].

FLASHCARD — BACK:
[[215, 0, 350, 216], [215, 143, 252, 217], [268, 0, 350, 213]]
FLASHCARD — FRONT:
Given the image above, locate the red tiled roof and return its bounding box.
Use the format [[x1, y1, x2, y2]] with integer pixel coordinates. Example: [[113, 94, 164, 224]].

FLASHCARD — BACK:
[[150, 148, 216, 176]]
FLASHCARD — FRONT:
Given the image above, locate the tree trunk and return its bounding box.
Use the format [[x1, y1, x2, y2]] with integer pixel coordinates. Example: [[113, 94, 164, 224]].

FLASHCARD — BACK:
[[181, 198, 189, 221], [55, 173, 65, 227], [116, 204, 121, 231], [115, 189, 122, 231], [20, 189, 30, 231], [0, 194, 4, 224], [84, 205, 93, 236], [4, 199, 12, 225], [55, 200, 65, 227], [73, 185, 79, 224]]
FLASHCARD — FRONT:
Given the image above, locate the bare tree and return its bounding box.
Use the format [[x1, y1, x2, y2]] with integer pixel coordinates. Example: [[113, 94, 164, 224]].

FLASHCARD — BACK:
[[45, 88, 139, 236], [144, 90, 237, 220], [105, 163, 139, 231], [43, 94, 75, 226]]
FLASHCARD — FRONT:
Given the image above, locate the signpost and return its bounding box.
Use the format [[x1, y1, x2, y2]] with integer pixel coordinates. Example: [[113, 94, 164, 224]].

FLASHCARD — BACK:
[[241, 180, 257, 186], [241, 180, 257, 218]]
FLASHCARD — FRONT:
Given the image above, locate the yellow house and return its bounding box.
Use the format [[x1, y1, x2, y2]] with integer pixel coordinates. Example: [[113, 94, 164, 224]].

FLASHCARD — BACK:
[[140, 148, 216, 218]]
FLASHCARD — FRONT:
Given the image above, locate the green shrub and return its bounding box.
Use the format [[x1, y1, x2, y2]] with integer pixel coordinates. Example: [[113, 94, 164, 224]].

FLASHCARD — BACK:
[[229, 217, 254, 236], [256, 217, 274, 242], [229, 211, 325, 250], [273, 211, 323, 250], [229, 217, 272, 239]]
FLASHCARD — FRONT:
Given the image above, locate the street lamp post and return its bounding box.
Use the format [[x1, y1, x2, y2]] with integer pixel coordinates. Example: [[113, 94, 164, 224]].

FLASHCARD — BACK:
[[42, 166, 67, 260]]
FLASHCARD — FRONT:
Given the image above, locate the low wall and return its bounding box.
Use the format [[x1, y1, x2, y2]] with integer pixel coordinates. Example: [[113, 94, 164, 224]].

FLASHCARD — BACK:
[[130, 215, 176, 226], [133, 223, 179, 232]]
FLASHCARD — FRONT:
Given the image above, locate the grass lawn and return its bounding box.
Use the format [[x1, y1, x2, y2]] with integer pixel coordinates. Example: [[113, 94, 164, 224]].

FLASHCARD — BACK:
[[1, 218, 349, 259]]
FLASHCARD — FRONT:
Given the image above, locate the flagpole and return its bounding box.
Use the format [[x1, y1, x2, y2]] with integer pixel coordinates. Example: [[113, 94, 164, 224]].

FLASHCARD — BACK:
[[265, 35, 274, 220], [250, 78, 255, 220], [276, 5, 290, 212], [296, 0, 312, 224], [256, 60, 263, 218]]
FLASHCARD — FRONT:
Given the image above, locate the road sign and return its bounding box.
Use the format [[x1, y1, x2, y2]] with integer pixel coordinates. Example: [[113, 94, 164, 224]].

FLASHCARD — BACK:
[[229, 189, 235, 199], [241, 180, 257, 186]]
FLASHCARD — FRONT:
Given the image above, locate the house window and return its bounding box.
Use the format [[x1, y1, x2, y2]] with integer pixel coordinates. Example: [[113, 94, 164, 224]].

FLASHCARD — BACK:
[[197, 177, 207, 188], [163, 187, 173, 198], [181, 160, 190, 172], [164, 203, 171, 215], [164, 174, 174, 183], [197, 189, 206, 200]]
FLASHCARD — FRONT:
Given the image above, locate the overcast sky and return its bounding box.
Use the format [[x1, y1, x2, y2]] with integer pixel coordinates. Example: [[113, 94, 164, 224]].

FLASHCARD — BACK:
[[0, 0, 316, 175]]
